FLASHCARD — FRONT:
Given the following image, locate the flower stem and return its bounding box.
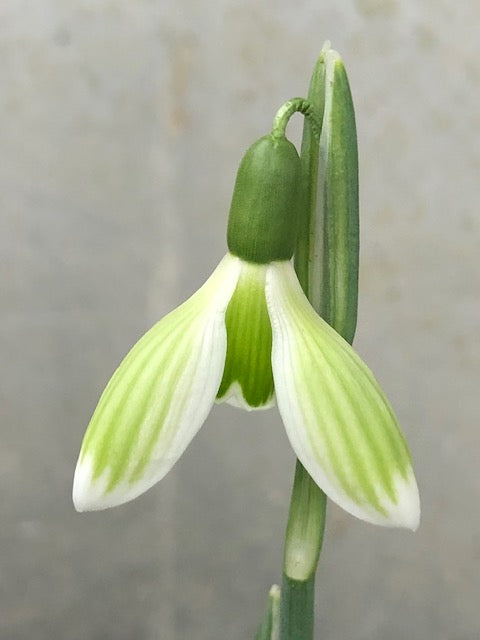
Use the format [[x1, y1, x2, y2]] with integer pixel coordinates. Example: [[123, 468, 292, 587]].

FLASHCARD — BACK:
[[279, 42, 359, 640], [296, 44, 359, 342], [283, 461, 326, 582], [280, 461, 326, 640], [271, 98, 322, 143], [279, 571, 316, 640]]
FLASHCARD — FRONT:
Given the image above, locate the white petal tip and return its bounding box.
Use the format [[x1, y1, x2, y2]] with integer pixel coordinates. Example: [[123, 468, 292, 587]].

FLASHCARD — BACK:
[[385, 502, 420, 532], [72, 456, 133, 512], [387, 471, 421, 532], [216, 381, 275, 412], [72, 466, 92, 513], [360, 470, 420, 531], [72, 457, 103, 512], [299, 457, 421, 531]]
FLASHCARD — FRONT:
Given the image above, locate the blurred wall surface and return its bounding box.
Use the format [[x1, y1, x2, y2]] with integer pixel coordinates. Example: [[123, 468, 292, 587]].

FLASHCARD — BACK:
[[1, 1, 479, 639]]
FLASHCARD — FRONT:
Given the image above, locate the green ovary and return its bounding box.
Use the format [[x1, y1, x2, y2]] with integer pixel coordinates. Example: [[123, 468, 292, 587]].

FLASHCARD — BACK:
[[217, 263, 274, 408]]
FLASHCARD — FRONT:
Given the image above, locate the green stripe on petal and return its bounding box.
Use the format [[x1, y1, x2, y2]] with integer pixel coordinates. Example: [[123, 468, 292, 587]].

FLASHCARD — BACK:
[[266, 261, 420, 530], [73, 254, 241, 511], [216, 260, 275, 410]]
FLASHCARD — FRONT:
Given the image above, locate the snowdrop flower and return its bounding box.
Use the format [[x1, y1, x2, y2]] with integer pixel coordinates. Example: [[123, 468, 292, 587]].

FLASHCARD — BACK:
[[73, 133, 419, 530]]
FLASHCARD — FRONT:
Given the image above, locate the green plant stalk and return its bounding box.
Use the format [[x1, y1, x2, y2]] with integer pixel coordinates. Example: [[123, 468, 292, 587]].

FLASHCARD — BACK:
[[279, 42, 359, 640], [280, 573, 315, 640], [280, 462, 325, 639]]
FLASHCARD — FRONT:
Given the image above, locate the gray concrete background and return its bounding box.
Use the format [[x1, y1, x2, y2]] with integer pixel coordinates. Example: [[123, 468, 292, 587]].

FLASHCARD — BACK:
[[1, 1, 479, 638]]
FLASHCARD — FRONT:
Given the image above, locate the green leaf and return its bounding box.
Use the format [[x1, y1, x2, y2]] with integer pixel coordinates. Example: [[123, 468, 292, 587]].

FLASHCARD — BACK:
[[255, 585, 281, 640]]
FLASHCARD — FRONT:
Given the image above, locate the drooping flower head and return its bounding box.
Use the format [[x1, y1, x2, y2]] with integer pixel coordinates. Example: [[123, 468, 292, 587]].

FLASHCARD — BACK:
[[73, 130, 420, 530]]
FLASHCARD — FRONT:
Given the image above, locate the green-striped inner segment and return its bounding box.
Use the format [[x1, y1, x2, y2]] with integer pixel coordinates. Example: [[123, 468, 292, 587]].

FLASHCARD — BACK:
[[217, 264, 274, 408]]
